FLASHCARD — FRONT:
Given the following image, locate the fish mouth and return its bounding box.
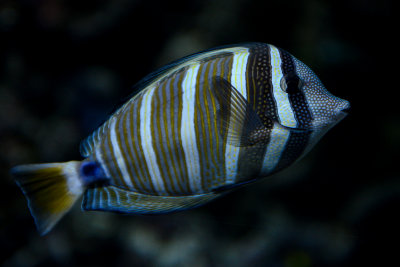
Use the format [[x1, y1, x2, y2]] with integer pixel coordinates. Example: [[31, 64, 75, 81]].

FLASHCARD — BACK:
[[336, 110, 348, 122], [338, 100, 351, 116], [334, 101, 351, 121], [340, 106, 351, 115]]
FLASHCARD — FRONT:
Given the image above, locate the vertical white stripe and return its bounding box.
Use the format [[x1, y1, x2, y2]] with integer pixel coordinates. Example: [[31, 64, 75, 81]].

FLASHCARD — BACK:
[[110, 118, 134, 188], [181, 63, 202, 193], [225, 49, 249, 183], [260, 124, 290, 175], [140, 86, 166, 193], [95, 146, 111, 179], [260, 45, 295, 175], [92, 126, 109, 179], [88, 136, 93, 151], [113, 186, 120, 205], [106, 187, 111, 207], [97, 190, 104, 209], [269, 45, 296, 127], [91, 188, 97, 209]]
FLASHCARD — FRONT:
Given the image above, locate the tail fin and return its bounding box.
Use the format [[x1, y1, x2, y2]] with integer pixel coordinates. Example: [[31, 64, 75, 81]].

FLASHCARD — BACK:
[[11, 161, 84, 235]]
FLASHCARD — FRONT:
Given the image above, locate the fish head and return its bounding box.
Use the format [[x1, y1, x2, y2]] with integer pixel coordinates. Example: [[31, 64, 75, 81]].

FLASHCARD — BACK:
[[286, 56, 350, 153], [278, 55, 350, 134], [291, 57, 350, 130]]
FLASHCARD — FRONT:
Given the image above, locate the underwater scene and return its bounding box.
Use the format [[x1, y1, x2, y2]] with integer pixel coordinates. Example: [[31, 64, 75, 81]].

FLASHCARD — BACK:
[[0, 0, 397, 266]]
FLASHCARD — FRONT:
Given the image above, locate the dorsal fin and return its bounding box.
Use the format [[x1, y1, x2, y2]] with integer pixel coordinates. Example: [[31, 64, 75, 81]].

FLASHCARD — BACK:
[[80, 119, 112, 157], [118, 43, 247, 109], [79, 43, 257, 157]]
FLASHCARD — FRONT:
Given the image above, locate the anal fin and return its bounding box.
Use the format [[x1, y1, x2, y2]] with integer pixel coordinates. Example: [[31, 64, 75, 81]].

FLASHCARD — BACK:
[[82, 186, 221, 214]]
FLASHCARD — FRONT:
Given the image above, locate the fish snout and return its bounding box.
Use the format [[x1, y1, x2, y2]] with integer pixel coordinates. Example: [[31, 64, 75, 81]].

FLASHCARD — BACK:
[[332, 99, 350, 123], [336, 99, 351, 115]]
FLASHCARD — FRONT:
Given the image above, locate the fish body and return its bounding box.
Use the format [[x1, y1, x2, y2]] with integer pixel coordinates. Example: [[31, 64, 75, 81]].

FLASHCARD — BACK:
[[11, 43, 350, 235]]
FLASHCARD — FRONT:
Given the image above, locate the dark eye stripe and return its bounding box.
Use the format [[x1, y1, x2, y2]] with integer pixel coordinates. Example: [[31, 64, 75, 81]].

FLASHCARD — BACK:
[[274, 48, 312, 172]]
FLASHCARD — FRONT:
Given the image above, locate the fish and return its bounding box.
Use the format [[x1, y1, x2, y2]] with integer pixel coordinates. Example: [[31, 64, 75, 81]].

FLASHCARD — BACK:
[[11, 43, 350, 235]]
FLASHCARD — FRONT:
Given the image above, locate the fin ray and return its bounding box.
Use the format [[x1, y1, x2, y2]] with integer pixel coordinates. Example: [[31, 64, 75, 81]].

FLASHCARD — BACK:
[[82, 186, 220, 214], [80, 122, 109, 157], [208, 77, 266, 147], [11, 161, 83, 235]]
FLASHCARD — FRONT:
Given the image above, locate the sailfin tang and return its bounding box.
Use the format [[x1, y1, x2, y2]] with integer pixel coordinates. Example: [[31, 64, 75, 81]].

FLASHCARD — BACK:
[[82, 186, 220, 214], [11, 161, 84, 235]]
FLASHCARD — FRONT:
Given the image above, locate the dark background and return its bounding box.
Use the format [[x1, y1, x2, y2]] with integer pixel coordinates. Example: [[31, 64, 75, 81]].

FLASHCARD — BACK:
[[0, 0, 397, 266]]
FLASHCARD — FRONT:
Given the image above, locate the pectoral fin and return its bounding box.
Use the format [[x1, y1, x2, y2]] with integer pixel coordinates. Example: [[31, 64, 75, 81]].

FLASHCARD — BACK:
[[208, 77, 267, 147], [82, 186, 221, 214]]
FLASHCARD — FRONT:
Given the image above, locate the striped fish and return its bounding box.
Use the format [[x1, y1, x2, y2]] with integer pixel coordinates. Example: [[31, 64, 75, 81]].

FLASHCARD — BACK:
[[11, 43, 350, 235]]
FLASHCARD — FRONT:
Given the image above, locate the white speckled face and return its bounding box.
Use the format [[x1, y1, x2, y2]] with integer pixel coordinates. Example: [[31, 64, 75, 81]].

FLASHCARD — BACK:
[[288, 55, 350, 156], [292, 57, 350, 130]]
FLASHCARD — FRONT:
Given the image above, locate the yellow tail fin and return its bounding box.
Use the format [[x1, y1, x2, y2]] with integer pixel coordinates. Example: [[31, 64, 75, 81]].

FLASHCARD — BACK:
[[11, 161, 84, 235]]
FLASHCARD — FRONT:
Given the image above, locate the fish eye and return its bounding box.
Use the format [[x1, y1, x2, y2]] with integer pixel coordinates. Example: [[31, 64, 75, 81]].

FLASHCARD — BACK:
[[280, 73, 303, 94]]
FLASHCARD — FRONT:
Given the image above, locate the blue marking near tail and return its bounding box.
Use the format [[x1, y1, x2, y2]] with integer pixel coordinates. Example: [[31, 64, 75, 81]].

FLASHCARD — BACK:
[[80, 161, 109, 186]]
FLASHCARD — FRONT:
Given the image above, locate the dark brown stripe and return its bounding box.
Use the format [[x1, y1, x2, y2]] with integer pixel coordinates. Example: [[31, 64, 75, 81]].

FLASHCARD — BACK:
[[102, 125, 126, 187], [152, 81, 175, 195], [236, 44, 275, 180], [118, 104, 138, 189], [209, 54, 234, 188], [161, 74, 184, 193], [128, 99, 148, 192], [218, 54, 234, 186], [195, 62, 208, 191]]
